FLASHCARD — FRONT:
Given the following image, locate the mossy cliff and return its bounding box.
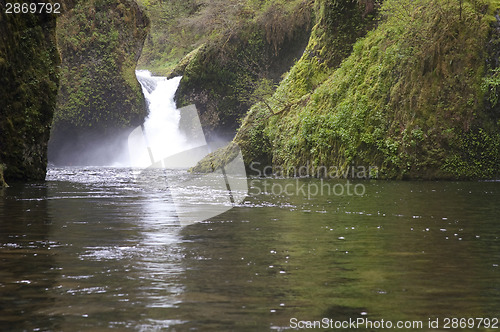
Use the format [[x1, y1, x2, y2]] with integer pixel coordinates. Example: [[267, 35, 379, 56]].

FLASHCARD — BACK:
[[49, 0, 149, 165], [172, 0, 314, 140], [0, 2, 60, 182], [195, 0, 500, 180]]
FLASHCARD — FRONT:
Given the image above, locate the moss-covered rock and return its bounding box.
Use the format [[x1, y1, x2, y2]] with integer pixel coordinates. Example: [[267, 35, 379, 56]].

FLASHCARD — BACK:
[[194, 0, 378, 173], [0, 3, 60, 181], [49, 0, 149, 165], [267, 0, 500, 179], [174, 0, 314, 140], [196, 0, 500, 180]]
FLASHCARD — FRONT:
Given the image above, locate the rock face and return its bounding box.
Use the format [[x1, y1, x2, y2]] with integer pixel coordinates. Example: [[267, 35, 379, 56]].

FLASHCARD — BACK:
[[49, 0, 149, 165], [173, 1, 313, 141], [0, 3, 61, 181], [192, 0, 378, 173], [195, 0, 500, 180]]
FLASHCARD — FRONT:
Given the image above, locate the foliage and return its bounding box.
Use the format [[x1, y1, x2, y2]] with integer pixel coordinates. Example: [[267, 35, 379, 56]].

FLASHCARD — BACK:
[[443, 128, 500, 178], [136, 0, 314, 74], [200, 0, 500, 179], [55, 0, 148, 129], [135, 0, 200, 74], [483, 68, 500, 105], [229, 0, 380, 173], [172, 0, 314, 138]]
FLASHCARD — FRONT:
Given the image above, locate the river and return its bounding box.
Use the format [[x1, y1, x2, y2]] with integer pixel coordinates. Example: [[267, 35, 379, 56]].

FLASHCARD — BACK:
[[0, 167, 499, 331]]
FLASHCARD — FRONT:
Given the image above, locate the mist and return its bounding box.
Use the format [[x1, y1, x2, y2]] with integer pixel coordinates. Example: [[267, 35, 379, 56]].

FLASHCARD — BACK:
[[48, 71, 206, 167], [47, 128, 134, 166]]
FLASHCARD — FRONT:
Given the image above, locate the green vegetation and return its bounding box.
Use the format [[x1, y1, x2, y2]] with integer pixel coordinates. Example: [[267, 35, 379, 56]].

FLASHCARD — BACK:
[[135, 0, 200, 75], [50, 0, 149, 164], [136, 0, 312, 74], [195, 0, 500, 180], [2, 0, 497, 180], [136, 0, 314, 138], [0, 3, 60, 180], [174, 0, 314, 138], [194, 0, 378, 172]]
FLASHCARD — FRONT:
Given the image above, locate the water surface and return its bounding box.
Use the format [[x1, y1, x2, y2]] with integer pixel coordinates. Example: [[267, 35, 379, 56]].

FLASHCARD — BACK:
[[0, 167, 499, 331]]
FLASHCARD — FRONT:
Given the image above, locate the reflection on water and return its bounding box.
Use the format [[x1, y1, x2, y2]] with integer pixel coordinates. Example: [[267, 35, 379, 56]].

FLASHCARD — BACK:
[[0, 168, 499, 331]]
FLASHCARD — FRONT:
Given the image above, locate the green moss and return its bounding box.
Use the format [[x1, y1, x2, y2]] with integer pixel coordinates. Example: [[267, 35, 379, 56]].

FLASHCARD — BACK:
[[443, 128, 500, 178], [235, 0, 379, 168], [49, 0, 149, 164], [172, 0, 313, 138], [197, 0, 500, 180], [166, 45, 204, 78], [0, 4, 60, 181], [190, 142, 242, 173], [266, 0, 497, 179]]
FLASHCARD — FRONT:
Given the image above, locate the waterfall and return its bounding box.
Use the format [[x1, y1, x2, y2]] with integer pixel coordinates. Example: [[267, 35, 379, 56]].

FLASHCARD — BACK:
[[129, 71, 248, 226], [131, 70, 190, 167]]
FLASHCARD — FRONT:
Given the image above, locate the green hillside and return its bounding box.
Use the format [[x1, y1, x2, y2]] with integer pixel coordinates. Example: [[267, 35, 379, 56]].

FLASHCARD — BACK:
[[195, 0, 500, 180]]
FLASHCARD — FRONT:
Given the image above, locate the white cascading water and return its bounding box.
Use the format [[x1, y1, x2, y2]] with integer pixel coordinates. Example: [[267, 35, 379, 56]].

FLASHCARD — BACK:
[[132, 70, 190, 167], [130, 71, 248, 226]]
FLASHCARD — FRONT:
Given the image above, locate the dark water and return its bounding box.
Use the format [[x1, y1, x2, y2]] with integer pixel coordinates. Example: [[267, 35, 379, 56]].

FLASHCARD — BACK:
[[0, 167, 499, 331]]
